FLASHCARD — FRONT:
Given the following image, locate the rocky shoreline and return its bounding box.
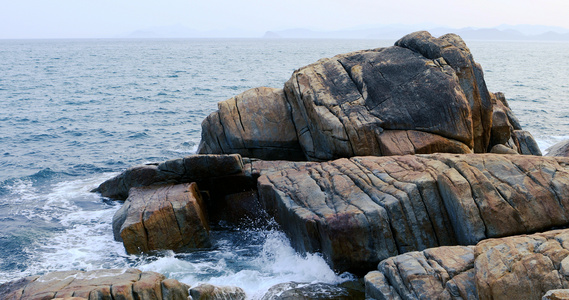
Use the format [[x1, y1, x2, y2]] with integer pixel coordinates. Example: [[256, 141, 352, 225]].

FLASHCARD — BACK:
[[2, 31, 568, 300]]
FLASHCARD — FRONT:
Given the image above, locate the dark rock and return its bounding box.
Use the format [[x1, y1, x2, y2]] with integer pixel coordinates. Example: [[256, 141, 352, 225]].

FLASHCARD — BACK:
[[198, 31, 537, 161], [255, 154, 569, 274], [513, 130, 542, 155], [261, 281, 364, 300], [0, 268, 190, 300], [93, 154, 244, 200], [113, 183, 210, 254]]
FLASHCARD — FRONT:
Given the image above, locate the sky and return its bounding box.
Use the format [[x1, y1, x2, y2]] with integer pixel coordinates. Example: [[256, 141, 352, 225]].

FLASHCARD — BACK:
[[1, 0, 568, 39]]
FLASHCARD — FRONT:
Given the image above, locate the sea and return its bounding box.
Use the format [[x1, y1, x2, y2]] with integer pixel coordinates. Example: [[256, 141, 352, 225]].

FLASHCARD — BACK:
[[0, 38, 568, 298]]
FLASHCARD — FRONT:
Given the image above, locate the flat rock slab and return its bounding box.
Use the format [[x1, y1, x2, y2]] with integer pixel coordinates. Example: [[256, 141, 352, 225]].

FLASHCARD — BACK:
[[365, 228, 569, 300], [113, 182, 211, 254], [94, 153, 244, 200], [0, 268, 189, 300], [254, 153, 569, 274]]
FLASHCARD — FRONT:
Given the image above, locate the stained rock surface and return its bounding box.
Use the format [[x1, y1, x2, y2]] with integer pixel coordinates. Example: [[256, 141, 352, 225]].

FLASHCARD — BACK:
[[113, 182, 211, 254], [253, 154, 569, 274], [365, 228, 569, 300], [198, 31, 540, 161], [0, 268, 189, 300]]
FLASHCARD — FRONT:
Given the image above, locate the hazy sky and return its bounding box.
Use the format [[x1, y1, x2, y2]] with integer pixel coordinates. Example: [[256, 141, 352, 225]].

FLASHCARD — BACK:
[[2, 0, 568, 38]]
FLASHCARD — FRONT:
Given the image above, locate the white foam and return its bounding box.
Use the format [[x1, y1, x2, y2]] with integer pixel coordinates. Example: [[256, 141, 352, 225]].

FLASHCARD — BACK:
[[138, 230, 353, 299]]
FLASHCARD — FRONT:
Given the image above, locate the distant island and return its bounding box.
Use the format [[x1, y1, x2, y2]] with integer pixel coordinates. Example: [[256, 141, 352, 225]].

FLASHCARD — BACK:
[[122, 23, 569, 41]]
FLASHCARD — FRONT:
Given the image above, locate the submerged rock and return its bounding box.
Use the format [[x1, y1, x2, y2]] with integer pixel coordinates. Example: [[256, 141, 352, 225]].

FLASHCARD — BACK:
[[0, 268, 189, 300], [254, 154, 569, 274], [365, 228, 569, 300], [189, 283, 246, 300], [113, 182, 211, 254], [199, 31, 540, 161], [261, 281, 365, 300]]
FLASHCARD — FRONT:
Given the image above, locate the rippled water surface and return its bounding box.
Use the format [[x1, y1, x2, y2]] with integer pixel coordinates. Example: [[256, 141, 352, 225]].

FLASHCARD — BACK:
[[0, 38, 568, 297]]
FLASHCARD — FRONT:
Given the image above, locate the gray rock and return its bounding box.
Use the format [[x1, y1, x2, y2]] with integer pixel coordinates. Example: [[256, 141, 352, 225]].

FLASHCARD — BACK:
[[547, 140, 569, 157], [189, 283, 246, 300]]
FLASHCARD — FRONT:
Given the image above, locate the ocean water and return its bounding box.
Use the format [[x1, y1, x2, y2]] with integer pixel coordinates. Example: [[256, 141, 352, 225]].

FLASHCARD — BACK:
[[0, 38, 568, 297]]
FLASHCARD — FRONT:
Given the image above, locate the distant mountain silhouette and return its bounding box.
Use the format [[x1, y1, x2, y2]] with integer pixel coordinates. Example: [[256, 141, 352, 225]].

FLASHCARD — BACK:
[[123, 24, 569, 41]]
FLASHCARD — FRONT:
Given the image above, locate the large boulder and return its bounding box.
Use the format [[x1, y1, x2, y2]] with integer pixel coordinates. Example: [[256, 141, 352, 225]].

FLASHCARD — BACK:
[[197, 87, 305, 161], [0, 268, 189, 300], [365, 228, 569, 300], [113, 182, 211, 254], [254, 154, 569, 274], [199, 31, 539, 161]]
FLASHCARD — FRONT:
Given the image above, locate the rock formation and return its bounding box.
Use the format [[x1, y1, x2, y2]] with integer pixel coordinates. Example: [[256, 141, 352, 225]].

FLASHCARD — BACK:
[[81, 31, 556, 299], [365, 228, 569, 300], [112, 182, 211, 254], [198, 31, 541, 161], [253, 154, 569, 274], [0, 268, 189, 300]]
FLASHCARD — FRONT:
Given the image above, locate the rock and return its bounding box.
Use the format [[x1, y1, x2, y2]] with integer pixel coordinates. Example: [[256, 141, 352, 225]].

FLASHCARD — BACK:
[[261, 281, 364, 300], [489, 144, 518, 154], [198, 87, 305, 161], [93, 154, 244, 200], [547, 140, 569, 157], [0, 268, 190, 300], [255, 154, 569, 274], [199, 31, 536, 161], [365, 228, 569, 300], [543, 290, 569, 300], [113, 183, 211, 254], [513, 130, 542, 155], [285, 33, 476, 160], [189, 283, 246, 300], [365, 246, 476, 299]]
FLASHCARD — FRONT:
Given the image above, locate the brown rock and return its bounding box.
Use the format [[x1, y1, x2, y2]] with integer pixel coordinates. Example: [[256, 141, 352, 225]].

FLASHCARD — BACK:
[[198, 87, 305, 161], [365, 228, 569, 300], [255, 154, 569, 274], [113, 183, 210, 254], [0, 268, 189, 300]]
